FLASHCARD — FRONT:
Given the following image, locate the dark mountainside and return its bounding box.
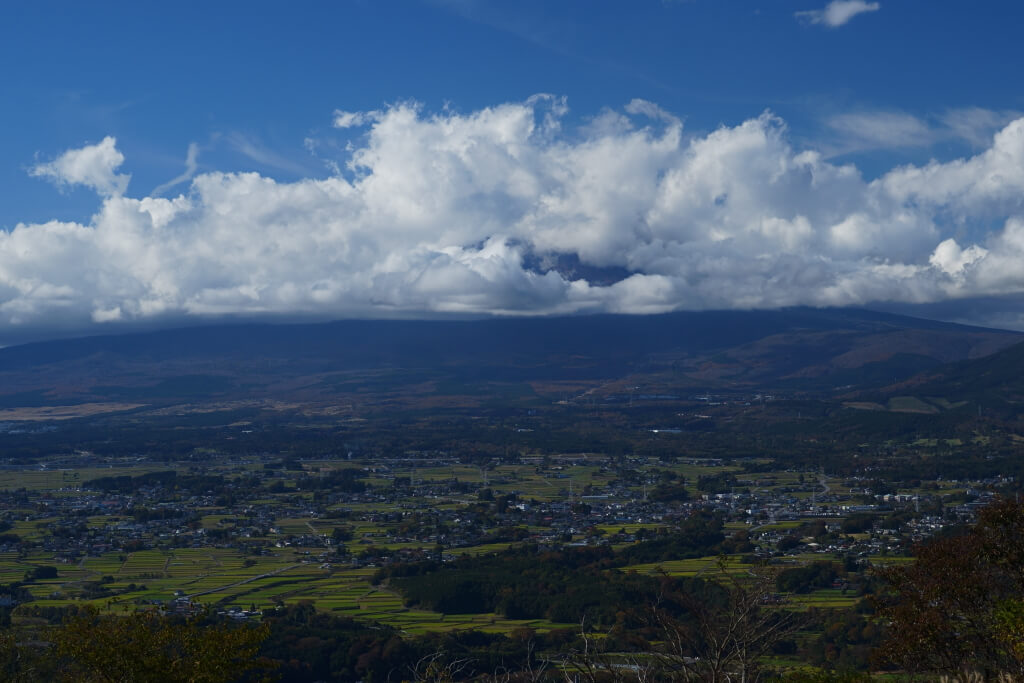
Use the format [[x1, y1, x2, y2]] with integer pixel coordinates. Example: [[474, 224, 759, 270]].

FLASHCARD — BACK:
[[0, 307, 1018, 410], [858, 335, 1024, 420]]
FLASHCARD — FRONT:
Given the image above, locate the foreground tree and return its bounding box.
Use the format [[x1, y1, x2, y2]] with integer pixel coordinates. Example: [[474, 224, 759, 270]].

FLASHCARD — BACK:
[[875, 497, 1024, 680], [560, 559, 796, 682], [53, 607, 273, 683], [0, 631, 55, 683], [650, 560, 796, 682]]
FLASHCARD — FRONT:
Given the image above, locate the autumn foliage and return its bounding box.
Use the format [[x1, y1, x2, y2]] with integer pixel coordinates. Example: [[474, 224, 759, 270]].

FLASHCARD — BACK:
[[875, 497, 1024, 680]]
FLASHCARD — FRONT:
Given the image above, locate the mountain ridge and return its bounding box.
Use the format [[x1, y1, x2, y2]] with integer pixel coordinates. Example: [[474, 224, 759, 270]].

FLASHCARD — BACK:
[[0, 307, 1019, 412]]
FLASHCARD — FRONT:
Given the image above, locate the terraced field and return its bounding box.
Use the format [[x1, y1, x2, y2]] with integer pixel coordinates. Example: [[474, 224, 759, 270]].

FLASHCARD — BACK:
[[0, 453, 926, 644], [787, 588, 860, 610], [623, 554, 751, 577]]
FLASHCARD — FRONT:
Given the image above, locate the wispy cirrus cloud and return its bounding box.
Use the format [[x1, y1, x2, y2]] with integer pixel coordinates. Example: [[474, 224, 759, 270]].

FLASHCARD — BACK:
[[151, 142, 200, 197], [796, 0, 880, 28], [940, 107, 1023, 148], [826, 111, 935, 150], [821, 107, 1023, 156], [224, 132, 315, 177]]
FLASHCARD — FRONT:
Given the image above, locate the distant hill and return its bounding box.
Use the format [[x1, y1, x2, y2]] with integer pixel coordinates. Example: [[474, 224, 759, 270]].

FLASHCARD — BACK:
[[0, 308, 1017, 414], [861, 338, 1024, 419]]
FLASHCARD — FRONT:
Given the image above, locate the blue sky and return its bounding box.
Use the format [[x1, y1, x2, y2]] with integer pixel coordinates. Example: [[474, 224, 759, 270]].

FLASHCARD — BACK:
[[2, 0, 1024, 342]]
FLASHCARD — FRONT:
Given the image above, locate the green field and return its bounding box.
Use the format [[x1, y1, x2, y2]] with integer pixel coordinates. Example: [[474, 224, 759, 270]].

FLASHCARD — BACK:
[[0, 452, 920, 640]]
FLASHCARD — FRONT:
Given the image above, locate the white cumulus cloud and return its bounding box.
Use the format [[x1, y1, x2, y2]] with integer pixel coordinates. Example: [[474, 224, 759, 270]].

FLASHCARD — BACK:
[[29, 136, 130, 197], [797, 0, 880, 28], [333, 109, 381, 129], [6, 96, 1024, 337]]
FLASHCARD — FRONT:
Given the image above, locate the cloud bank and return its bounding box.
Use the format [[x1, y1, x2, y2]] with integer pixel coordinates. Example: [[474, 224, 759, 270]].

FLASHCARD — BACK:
[[796, 1, 880, 28], [7, 96, 1024, 336]]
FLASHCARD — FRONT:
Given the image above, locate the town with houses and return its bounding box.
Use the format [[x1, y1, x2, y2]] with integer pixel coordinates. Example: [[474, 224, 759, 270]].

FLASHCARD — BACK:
[[0, 445, 1010, 622]]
